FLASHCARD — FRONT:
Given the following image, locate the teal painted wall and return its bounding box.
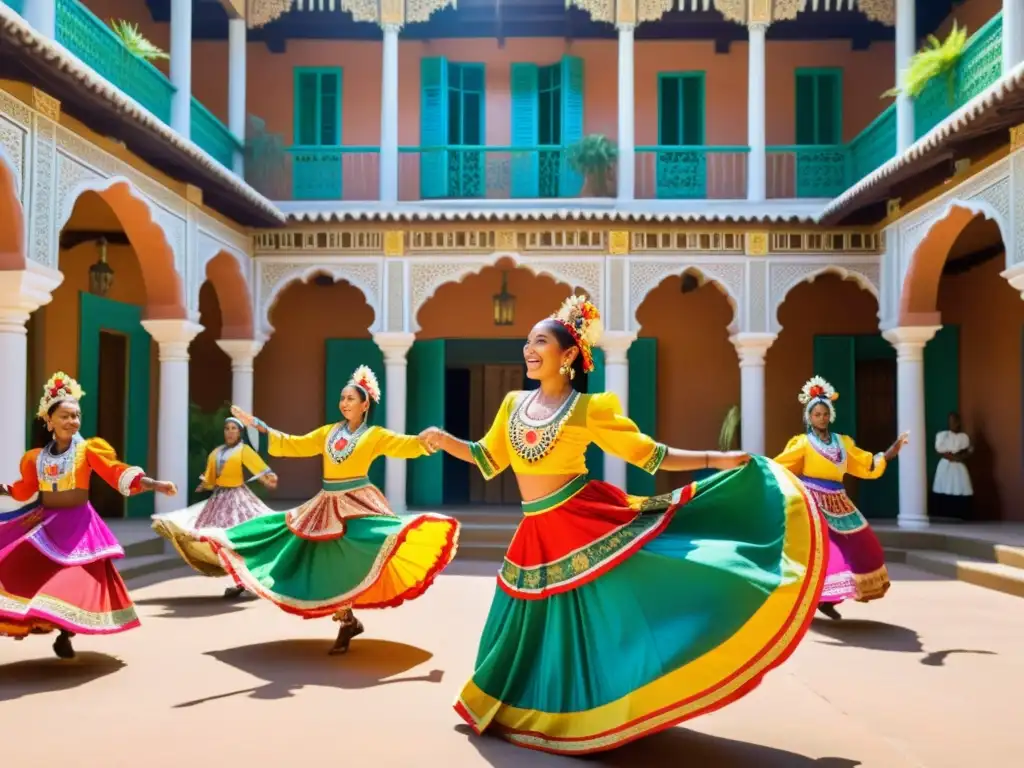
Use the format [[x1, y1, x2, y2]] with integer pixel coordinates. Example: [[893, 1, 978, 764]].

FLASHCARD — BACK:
[[78, 293, 152, 518]]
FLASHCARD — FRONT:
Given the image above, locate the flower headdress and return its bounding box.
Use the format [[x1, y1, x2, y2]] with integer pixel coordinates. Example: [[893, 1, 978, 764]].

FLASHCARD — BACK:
[[348, 365, 381, 404], [798, 375, 838, 424], [37, 371, 84, 420], [551, 294, 603, 373]]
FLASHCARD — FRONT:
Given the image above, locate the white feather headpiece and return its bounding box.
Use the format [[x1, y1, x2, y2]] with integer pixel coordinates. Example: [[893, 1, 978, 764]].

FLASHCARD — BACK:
[[348, 365, 381, 404], [798, 376, 838, 423]]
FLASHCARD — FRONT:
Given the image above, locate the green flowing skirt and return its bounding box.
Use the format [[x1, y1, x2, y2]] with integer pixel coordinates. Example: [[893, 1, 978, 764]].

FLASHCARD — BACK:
[[455, 456, 826, 755]]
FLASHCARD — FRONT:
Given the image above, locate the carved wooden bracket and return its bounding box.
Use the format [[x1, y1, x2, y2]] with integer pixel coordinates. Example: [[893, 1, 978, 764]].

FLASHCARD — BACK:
[[248, 0, 457, 29]]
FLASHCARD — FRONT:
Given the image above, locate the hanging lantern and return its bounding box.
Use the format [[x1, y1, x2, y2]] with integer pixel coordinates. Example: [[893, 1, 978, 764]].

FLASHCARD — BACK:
[[88, 238, 114, 297], [492, 270, 516, 326]]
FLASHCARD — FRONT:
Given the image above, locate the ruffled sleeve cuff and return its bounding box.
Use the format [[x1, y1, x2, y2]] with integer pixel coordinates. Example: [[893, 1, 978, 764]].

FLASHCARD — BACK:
[[118, 466, 145, 497], [640, 443, 668, 475], [470, 442, 501, 480]]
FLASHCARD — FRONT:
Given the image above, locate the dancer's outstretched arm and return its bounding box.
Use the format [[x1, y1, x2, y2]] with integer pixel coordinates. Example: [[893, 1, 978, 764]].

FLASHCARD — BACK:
[[419, 393, 515, 480]]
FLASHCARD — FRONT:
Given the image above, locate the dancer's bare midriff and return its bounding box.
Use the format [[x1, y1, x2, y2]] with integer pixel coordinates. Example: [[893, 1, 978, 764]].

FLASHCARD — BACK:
[[40, 488, 90, 509], [515, 474, 580, 503]]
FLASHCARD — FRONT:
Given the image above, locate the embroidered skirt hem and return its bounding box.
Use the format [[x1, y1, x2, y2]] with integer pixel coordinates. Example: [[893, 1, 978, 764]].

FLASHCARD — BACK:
[[455, 457, 827, 755]]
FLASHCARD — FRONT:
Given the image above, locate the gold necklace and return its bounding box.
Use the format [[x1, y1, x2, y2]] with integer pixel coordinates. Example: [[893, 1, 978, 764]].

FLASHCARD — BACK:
[[508, 389, 580, 463]]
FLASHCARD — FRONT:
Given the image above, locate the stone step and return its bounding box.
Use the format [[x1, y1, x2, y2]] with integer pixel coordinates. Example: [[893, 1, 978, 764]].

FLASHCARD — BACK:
[[893, 548, 1024, 600], [123, 535, 166, 559], [455, 541, 508, 562], [876, 529, 1024, 571], [116, 553, 184, 581], [457, 521, 518, 545]]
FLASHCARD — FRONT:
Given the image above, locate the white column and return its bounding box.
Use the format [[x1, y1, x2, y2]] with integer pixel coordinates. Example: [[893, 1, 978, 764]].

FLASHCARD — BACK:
[[227, 16, 247, 175], [22, 0, 57, 38], [895, 0, 916, 152], [379, 24, 401, 204], [600, 331, 636, 488], [747, 22, 768, 202], [169, 0, 193, 138], [729, 333, 776, 455], [142, 319, 203, 515], [216, 338, 265, 445], [373, 332, 415, 511], [883, 326, 939, 530], [616, 23, 636, 202], [0, 269, 60, 504], [1005, 0, 1024, 73]]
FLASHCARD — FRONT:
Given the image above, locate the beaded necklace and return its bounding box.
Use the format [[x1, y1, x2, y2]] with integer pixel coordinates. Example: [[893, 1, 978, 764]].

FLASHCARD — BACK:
[[808, 429, 846, 466], [508, 389, 581, 463], [36, 433, 85, 491], [325, 422, 368, 464]]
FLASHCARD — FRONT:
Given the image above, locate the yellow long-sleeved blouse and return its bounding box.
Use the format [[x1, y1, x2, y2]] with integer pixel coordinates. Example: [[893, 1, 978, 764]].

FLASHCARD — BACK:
[[267, 423, 427, 480], [773, 432, 886, 482], [199, 444, 270, 489], [470, 390, 666, 479]]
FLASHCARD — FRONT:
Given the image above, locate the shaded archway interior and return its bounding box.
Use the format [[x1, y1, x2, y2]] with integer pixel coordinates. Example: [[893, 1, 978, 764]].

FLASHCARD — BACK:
[[636, 271, 738, 493], [255, 276, 374, 498], [206, 251, 255, 340], [0, 155, 23, 269]]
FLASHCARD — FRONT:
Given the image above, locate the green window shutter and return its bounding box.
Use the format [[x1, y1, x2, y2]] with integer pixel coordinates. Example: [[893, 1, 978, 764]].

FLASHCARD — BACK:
[[559, 55, 585, 197], [448, 63, 486, 199], [812, 335, 857, 438], [924, 325, 960, 486], [795, 69, 842, 145], [626, 338, 657, 496], [407, 340, 446, 507], [656, 72, 707, 199], [294, 68, 342, 146], [680, 74, 705, 144], [325, 339, 386, 491], [510, 62, 540, 198], [817, 71, 841, 144], [585, 348, 605, 482], [795, 72, 816, 145], [420, 56, 450, 199]]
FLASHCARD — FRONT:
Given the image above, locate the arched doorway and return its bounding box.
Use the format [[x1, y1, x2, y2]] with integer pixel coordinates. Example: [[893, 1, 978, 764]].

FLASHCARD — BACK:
[[769, 272, 891, 516], [635, 269, 738, 494], [46, 185, 183, 518], [903, 207, 1023, 521]]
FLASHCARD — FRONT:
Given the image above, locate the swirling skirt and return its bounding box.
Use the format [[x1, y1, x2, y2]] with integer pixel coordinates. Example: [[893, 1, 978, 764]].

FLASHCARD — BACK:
[[151, 485, 272, 577], [0, 502, 139, 639], [799, 477, 889, 604], [455, 456, 827, 755], [201, 479, 461, 618]]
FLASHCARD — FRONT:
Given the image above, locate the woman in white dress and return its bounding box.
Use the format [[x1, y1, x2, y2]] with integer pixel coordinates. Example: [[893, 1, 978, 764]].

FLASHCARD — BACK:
[[933, 412, 973, 520]]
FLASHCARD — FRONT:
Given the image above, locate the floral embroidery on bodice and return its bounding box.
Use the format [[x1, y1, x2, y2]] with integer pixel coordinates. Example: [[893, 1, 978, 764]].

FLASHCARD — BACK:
[[36, 433, 85, 491], [324, 422, 368, 464], [508, 390, 581, 463], [808, 430, 847, 469]]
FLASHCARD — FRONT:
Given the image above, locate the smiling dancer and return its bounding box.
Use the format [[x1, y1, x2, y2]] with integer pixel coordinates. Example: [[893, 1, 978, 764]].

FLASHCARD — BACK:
[[0, 372, 177, 658], [420, 295, 827, 756], [774, 376, 909, 620], [151, 415, 278, 598], [214, 365, 460, 655]]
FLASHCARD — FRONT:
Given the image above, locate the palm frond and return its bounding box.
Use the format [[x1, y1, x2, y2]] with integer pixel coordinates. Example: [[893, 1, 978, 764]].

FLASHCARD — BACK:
[[881, 22, 967, 101], [110, 20, 169, 61], [718, 405, 741, 452]]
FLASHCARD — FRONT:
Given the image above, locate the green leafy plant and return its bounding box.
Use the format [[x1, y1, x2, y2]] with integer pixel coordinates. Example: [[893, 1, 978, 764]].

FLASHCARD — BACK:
[[566, 134, 618, 197], [244, 115, 290, 199], [110, 20, 169, 62], [718, 405, 741, 452], [882, 22, 968, 104]]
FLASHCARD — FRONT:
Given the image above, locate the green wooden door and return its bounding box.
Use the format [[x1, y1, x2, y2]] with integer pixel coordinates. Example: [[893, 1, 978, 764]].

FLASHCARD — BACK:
[[325, 339, 386, 490], [853, 335, 898, 520], [510, 62, 540, 198], [924, 325, 960, 486], [584, 348, 605, 481], [78, 293, 152, 518], [627, 338, 658, 496], [407, 340, 445, 507], [812, 335, 857, 437], [420, 56, 451, 199]]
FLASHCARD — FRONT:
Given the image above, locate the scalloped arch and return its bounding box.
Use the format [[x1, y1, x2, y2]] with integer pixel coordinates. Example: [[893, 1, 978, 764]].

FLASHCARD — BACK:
[[409, 252, 603, 333], [630, 262, 742, 333], [0, 146, 24, 269], [773, 265, 879, 333], [201, 246, 255, 340], [59, 177, 185, 318], [260, 264, 381, 336]]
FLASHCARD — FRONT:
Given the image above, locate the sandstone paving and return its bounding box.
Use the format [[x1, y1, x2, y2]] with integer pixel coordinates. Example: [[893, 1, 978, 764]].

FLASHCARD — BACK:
[[1, 561, 1020, 767]]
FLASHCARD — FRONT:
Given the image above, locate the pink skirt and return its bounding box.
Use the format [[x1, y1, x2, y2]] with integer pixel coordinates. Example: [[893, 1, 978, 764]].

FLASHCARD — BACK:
[[800, 477, 890, 604]]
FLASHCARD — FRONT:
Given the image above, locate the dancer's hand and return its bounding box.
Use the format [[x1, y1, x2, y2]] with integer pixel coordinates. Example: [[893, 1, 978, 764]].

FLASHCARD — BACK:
[[885, 432, 910, 461], [419, 427, 444, 452], [710, 451, 750, 470], [154, 481, 177, 497], [194, 483, 206, 493], [262, 473, 279, 490]]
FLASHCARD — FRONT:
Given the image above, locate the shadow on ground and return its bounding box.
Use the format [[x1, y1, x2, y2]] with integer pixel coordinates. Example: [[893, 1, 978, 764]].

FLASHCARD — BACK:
[[174, 638, 443, 707], [811, 619, 996, 666], [455, 724, 862, 767], [133, 595, 254, 620], [0, 651, 125, 702]]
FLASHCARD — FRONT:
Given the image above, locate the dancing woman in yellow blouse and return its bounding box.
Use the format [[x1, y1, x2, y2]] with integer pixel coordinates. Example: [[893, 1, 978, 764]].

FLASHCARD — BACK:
[[420, 295, 829, 756], [774, 377, 908, 620], [212, 366, 460, 655], [151, 416, 278, 598]]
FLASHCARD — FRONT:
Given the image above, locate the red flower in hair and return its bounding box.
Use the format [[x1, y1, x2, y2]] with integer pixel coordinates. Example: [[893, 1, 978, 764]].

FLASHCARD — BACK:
[[809, 386, 824, 398]]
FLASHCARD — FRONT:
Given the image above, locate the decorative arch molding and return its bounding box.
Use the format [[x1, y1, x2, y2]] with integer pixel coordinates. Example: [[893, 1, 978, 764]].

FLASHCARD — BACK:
[[407, 252, 604, 333], [201, 246, 256, 340], [256, 258, 383, 337], [0, 145, 25, 270], [769, 259, 881, 334], [626, 257, 744, 333]]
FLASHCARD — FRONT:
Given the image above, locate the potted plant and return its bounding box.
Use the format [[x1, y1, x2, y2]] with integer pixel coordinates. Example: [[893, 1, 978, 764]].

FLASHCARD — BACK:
[[882, 22, 967, 105], [566, 134, 618, 197], [110, 20, 169, 61]]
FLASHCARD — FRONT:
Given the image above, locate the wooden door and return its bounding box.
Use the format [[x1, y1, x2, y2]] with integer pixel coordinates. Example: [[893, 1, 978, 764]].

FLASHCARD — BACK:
[[469, 364, 524, 504], [92, 331, 128, 518], [854, 357, 898, 518]]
